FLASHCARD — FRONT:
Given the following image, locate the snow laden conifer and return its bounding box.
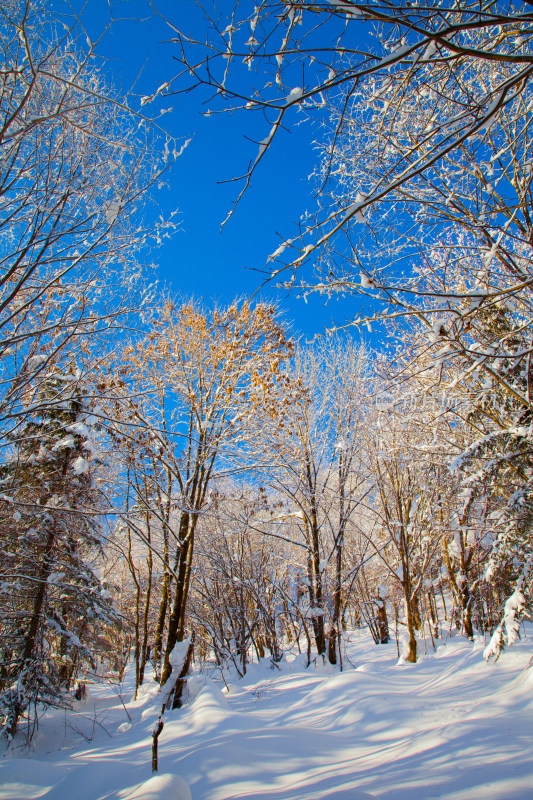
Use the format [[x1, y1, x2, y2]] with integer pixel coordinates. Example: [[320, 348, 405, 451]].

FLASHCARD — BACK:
[[380, 272, 533, 655], [451, 300, 533, 659], [0, 359, 113, 741]]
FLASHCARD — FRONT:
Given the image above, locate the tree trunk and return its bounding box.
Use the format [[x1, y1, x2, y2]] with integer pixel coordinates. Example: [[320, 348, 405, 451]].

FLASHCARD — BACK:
[[5, 526, 55, 739], [161, 514, 195, 685], [152, 570, 170, 682], [376, 595, 389, 644], [404, 593, 417, 663]]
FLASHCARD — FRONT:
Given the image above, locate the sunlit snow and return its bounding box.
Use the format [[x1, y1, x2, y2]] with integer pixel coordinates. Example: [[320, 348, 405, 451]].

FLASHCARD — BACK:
[[2, 628, 533, 800]]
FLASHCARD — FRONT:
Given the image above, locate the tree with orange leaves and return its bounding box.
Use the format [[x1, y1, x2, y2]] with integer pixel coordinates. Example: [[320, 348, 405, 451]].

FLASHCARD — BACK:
[[109, 299, 293, 689]]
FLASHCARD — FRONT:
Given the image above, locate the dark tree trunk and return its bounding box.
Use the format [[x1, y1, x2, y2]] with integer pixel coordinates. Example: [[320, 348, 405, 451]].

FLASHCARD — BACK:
[[5, 526, 55, 739]]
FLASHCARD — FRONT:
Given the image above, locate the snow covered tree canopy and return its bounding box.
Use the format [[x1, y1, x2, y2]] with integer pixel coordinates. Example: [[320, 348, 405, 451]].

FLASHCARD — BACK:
[[149, 2, 533, 658], [158, 1, 533, 270], [0, 0, 175, 448]]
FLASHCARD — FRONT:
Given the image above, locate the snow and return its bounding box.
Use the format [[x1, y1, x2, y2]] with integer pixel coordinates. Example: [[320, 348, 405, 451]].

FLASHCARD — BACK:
[[432, 318, 447, 337], [327, 0, 362, 18], [52, 435, 75, 451], [420, 41, 437, 61], [477, 94, 502, 135], [484, 591, 528, 660], [105, 200, 121, 225], [26, 355, 47, 371], [71, 456, 89, 475], [168, 640, 191, 670], [66, 422, 90, 437], [285, 87, 303, 104], [2, 629, 533, 800], [344, 202, 365, 223], [123, 774, 191, 800], [257, 125, 277, 158]]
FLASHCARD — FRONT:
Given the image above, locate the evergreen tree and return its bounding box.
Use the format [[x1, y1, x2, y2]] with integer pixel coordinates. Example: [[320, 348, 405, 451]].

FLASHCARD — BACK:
[[0, 360, 113, 740]]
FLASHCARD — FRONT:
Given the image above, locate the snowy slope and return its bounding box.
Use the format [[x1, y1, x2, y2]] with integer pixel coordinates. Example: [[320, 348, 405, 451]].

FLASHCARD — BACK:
[[2, 629, 533, 800]]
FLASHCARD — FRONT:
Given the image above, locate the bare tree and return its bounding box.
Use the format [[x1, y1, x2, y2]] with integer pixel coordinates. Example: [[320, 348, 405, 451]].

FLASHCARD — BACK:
[[190, 486, 288, 675], [153, 1, 533, 270], [0, 0, 172, 445], [250, 337, 372, 663]]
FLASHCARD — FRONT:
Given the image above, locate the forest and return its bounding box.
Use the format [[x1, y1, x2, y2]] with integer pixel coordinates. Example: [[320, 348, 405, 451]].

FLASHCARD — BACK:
[[1, 2, 533, 798]]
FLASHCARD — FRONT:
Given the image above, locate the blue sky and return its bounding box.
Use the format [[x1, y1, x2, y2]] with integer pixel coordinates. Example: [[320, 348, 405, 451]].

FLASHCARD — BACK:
[[74, 0, 367, 340]]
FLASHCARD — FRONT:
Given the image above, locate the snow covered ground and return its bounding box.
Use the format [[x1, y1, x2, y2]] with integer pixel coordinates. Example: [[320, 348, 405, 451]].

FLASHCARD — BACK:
[[2, 629, 533, 800]]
